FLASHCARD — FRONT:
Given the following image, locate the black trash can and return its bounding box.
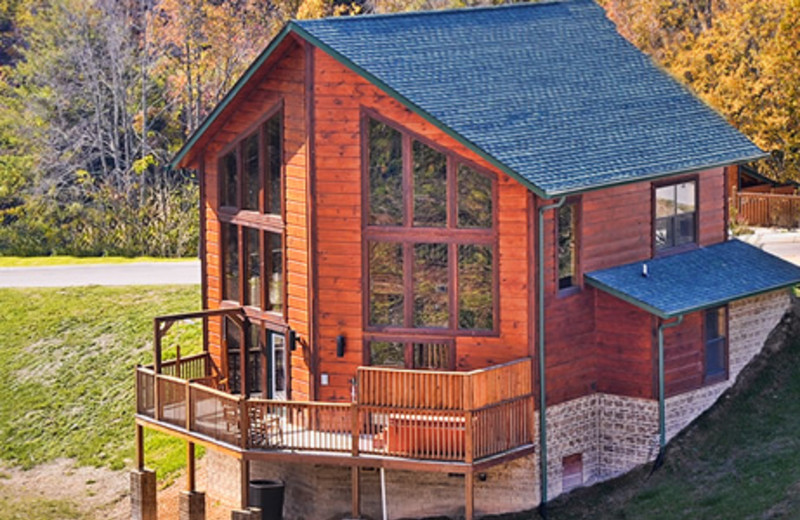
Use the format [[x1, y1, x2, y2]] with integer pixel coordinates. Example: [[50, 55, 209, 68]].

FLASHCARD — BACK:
[[248, 480, 285, 520]]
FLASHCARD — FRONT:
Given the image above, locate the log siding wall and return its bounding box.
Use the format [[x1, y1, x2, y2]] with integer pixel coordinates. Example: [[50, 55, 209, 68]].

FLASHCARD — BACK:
[[195, 41, 730, 407]]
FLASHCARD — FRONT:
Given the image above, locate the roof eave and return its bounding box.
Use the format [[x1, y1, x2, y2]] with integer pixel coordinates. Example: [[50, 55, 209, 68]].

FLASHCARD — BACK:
[[544, 151, 769, 199]]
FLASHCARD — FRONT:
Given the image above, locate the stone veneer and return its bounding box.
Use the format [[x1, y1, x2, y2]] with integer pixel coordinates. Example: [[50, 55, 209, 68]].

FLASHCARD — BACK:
[[202, 290, 789, 518]]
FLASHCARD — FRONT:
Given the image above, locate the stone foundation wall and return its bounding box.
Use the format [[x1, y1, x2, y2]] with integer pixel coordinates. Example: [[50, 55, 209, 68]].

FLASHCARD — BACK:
[[542, 394, 599, 497], [597, 394, 659, 480]]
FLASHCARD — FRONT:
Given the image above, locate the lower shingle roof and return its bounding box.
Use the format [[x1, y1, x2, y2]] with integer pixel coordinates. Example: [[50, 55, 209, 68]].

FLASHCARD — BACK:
[[585, 240, 800, 318]]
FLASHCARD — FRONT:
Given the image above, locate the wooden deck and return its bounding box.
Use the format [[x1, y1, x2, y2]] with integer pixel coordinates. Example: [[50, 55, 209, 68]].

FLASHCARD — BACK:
[[136, 354, 536, 470]]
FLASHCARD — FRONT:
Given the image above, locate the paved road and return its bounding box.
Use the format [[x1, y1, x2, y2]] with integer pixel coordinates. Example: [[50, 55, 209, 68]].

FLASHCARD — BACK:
[[737, 228, 800, 265], [0, 261, 201, 288]]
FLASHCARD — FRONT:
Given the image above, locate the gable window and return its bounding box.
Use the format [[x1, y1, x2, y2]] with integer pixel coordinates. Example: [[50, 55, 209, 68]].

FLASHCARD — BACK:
[[655, 180, 696, 253], [365, 115, 497, 335], [557, 201, 579, 292], [220, 108, 284, 316], [704, 306, 727, 382]]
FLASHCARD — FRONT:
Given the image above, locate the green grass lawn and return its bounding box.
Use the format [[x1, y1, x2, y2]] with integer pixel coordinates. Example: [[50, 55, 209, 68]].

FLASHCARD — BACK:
[[0, 285, 201, 478], [535, 329, 800, 519], [0, 256, 195, 267]]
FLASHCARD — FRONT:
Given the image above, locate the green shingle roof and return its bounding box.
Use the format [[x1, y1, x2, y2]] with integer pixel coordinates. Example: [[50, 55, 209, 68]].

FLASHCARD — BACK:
[[585, 240, 800, 318], [292, 0, 765, 197]]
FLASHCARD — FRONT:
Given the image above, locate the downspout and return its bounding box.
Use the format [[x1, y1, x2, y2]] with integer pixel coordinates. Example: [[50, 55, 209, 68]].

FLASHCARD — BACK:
[[656, 315, 683, 466], [537, 196, 565, 518]]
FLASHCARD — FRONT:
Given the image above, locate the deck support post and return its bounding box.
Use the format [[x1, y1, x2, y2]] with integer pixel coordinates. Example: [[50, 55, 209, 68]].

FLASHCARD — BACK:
[[351, 466, 361, 518], [179, 490, 206, 520], [240, 458, 250, 510], [135, 423, 145, 470], [465, 470, 474, 520], [187, 442, 196, 492]]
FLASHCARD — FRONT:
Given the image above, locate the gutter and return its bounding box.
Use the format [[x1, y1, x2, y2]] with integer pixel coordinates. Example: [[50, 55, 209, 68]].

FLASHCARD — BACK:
[[656, 315, 683, 466], [537, 196, 565, 517]]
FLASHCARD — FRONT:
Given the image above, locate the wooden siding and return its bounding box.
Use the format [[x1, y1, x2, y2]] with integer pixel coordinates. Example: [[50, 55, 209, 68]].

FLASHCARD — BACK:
[[663, 311, 704, 396], [193, 40, 731, 406], [201, 40, 312, 401], [312, 49, 531, 402]]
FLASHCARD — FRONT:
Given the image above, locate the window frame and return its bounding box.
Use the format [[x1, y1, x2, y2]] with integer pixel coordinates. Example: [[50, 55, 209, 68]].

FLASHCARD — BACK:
[[360, 108, 500, 339], [218, 104, 286, 326], [555, 197, 582, 297], [652, 175, 699, 257], [703, 306, 728, 385]]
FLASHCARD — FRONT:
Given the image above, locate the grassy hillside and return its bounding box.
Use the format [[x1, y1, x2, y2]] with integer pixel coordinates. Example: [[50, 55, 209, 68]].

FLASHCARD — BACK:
[[539, 308, 800, 520], [0, 285, 200, 474]]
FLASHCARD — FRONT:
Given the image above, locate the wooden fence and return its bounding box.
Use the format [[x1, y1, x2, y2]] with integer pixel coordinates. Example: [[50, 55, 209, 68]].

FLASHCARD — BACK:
[[136, 358, 535, 464], [736, 192, 800, 228]]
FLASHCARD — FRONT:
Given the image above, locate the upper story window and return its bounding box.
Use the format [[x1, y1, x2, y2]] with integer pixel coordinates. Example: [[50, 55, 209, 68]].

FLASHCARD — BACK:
[[654, 180, 696, 253], [557, 201, 579, 292], [220, 109, 284, 316], [365, 116, 496, 334]]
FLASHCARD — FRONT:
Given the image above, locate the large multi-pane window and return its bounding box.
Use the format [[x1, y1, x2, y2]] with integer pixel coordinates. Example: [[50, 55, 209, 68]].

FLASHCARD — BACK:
[[655, 180, 696, 253], [220, 109, 284, 315], [365, 115, 496, 347]]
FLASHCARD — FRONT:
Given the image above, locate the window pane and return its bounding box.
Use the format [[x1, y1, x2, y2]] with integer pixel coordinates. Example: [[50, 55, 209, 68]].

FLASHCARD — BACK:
[[368, 119, 403, 226], [369, 242, 404, 326], [225, 318, 241, 394], [655, 217, 672, 250], [245, 228, 261, 307], [675, 181, 695, 214], [413, 140, 447, 227], [655, 185, 675, 218], [414, 243, 449, 327], [243, 133, 259, 211], [705, 337, 725, 377], [675, 213, 695, 246], [558, 204, 576, 289], [248, 325, 262, 394], [221, 151, 238, 208], [370, 341, 405, 367], [267, 232, 283, 314], [458, 245, 493, 330], [266, 114, 282, 215], [272, 333, 286, 394], [224, 223, 239, 302], [413, 342, 450, 370], [457, 164, 492, 228]]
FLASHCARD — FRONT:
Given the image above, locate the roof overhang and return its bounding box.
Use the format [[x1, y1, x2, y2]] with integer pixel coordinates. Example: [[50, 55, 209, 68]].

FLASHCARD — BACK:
[[585, 240, 800, 319]]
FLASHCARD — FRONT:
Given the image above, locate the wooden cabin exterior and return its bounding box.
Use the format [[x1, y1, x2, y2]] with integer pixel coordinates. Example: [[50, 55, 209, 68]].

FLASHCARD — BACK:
[[131, 2, 800, 520]]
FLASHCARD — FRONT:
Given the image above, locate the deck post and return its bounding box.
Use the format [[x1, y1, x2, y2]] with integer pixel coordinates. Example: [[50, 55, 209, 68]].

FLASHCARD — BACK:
[[240, 458, 250, 510], [135, 423, 145, 470], [351, 466, 360, 518], [465, 470, 474, 520], [187, 442, 196, 492]]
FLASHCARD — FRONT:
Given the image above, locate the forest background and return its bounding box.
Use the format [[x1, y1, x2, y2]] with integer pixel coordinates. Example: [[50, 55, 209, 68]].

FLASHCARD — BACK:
[[0, 0, 797, 257]]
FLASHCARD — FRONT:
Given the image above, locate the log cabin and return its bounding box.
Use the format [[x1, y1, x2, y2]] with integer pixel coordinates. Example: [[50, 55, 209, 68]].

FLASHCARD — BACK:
[[131, 1, 800, 519]]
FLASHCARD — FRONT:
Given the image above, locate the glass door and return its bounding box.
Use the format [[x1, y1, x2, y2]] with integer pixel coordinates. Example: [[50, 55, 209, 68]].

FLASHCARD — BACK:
[[268, 330, 287, 400]]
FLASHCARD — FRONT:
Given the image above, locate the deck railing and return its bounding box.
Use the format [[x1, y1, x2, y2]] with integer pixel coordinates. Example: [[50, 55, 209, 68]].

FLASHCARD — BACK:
[[136, 358, 535, 464]]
